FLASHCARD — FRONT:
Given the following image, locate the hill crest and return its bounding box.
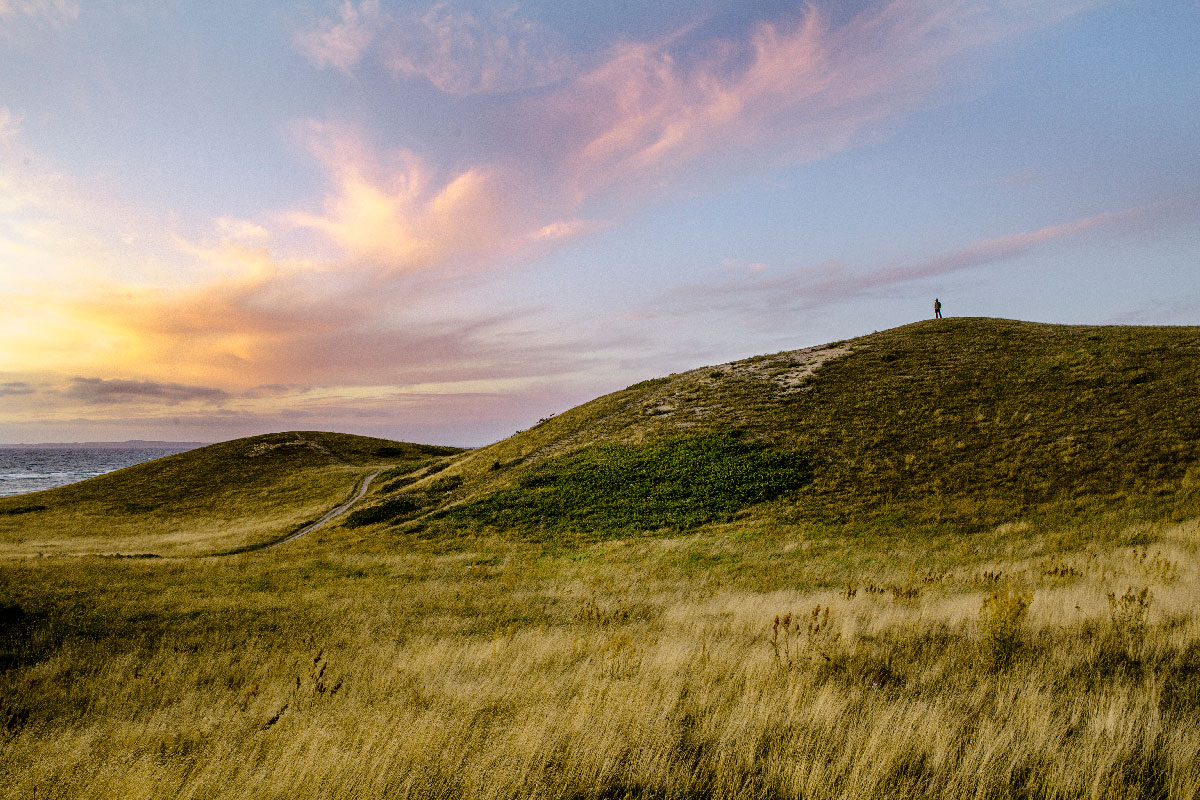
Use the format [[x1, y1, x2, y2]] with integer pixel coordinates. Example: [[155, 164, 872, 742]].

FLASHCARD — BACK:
[[359, 318, 1200, 538]]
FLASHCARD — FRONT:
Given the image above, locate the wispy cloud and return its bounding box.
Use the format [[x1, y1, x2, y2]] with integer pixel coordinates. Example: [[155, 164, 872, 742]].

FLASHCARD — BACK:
[[383, 2, 573, 95], [533, 0, 1100, 198], [64, 377, 229, 405], [0, 110, 605, 397], [292, 0, 1106, 263], [0, 0, 78, 26], [62, 247, 615, 390], [530, 219, 594, 242], [215, 217, 271, 244], [655, 207, 1148, 323], [285, 127, 527, 273], [0, 106, 19, 144], [295, 0, 381, 74], [0, 382, 577, 446], [298, 0, 573, 94]]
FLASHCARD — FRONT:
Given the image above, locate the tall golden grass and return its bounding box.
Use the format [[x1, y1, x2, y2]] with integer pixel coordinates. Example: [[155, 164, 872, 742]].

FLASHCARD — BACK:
[[2, 517, 1198, 798]]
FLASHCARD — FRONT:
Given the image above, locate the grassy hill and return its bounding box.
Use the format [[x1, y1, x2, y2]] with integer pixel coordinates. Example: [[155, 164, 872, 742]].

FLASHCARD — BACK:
[[350, 318, 1200, 540], [9, 318, 1197, 552], [0, 431, 461, 556]]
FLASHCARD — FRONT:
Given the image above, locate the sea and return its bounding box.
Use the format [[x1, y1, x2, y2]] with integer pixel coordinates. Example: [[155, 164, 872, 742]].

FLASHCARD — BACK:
[[0, 444, 206, 497]]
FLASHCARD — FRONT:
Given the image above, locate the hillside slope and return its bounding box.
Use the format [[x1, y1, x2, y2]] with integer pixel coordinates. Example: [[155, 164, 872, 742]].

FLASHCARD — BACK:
[[0, 431, 461, 556], [353, 318, 1200, 538]]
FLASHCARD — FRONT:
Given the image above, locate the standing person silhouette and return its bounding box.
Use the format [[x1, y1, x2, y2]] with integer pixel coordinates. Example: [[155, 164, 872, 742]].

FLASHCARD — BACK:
[[934, 298, 942, 319]]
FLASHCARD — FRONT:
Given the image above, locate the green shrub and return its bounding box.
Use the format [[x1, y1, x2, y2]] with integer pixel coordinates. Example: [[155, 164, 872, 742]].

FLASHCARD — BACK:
[[627, 377, 670, 391]]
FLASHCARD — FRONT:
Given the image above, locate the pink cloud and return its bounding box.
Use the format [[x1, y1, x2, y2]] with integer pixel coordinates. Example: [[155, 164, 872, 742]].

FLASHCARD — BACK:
[[283, 122, 540, 275], [295, 0, 381, 74], [526, 0, 1098, 199], [530, 219, 595, 242], [873, 211, 1137, 286], [383, 2, 573, 95], [0, 0, 77, 27]]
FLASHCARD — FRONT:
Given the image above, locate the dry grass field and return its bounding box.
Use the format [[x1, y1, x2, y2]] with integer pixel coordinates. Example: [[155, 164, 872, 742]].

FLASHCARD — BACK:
[[1, 515, 1197, 799]]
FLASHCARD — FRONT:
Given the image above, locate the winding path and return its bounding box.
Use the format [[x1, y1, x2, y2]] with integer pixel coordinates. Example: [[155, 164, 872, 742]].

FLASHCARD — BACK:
[[265, 470, 381, 549]]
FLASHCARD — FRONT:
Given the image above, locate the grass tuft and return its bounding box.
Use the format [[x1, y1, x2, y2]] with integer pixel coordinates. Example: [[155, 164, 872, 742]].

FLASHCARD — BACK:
[[979, 584, 1033, 669]]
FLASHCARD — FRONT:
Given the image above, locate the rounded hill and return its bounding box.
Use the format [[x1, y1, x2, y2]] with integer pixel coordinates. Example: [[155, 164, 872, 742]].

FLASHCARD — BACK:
[[0, 431, 461, 556], [358, 318, 1200, 538]]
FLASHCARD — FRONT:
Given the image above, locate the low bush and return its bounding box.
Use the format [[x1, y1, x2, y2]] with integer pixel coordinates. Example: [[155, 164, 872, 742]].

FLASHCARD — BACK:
[[1108, 585, 1153, 659]]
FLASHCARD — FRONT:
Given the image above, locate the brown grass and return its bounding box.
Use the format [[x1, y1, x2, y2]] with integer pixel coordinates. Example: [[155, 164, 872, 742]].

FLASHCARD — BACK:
[[2, 516, 1198, 798]]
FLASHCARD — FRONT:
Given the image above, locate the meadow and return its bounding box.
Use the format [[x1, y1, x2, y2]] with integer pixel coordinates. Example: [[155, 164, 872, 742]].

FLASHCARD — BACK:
[[2, 511, 1197, 798], [2, 319, 1199, 798]]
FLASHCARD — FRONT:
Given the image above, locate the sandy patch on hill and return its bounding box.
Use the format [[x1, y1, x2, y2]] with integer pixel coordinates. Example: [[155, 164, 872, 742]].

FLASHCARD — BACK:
[[641, 341, 854, 423], [709, 342, 853, 396]]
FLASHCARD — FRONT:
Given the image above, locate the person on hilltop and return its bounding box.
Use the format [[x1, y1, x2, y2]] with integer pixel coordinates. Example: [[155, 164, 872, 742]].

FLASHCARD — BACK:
[[934, 298, 942, 319]]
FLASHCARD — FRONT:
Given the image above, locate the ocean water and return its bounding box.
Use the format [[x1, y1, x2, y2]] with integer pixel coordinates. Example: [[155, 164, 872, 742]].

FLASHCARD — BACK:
[[0, 447, 197, 497]]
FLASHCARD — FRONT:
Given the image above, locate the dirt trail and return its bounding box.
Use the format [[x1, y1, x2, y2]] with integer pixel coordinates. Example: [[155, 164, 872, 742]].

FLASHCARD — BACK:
[[265, 470, 381, 549]]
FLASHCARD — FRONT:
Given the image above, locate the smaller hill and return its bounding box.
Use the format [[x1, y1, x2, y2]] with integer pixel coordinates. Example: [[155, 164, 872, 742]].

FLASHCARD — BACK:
[[0, 431, 461, 557]]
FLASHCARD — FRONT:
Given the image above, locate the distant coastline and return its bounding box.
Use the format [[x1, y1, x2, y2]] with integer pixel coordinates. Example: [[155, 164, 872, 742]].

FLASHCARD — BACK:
[[0, 441, 210, 450]]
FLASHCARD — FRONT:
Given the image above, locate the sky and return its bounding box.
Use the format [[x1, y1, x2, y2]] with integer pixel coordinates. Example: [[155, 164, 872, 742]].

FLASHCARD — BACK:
[[1, 0, 1197, 446]]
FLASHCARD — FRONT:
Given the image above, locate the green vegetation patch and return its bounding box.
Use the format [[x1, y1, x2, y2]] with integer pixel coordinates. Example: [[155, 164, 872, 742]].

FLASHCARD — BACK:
[[427, 475, 464, 493], [348, 472, 470, 529], [345, 495, 425, 528], [379, 475, 420, 493], [447, 433, 810, 535]]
